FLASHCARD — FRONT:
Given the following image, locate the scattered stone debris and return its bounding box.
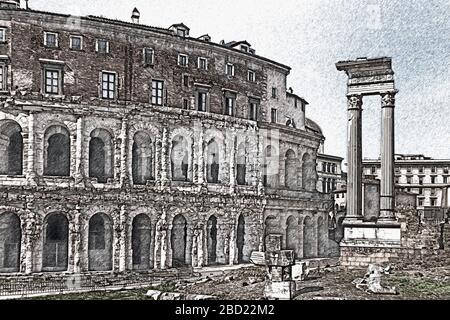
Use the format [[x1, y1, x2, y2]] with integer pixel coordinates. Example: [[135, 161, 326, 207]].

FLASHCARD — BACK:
[[146, 289, 215, 300], [353, 264, 398, 295]]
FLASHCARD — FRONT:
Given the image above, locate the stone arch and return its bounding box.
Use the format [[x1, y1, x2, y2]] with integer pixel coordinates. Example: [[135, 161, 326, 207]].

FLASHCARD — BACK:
[[236, 214, 245, 263], [285, 215, 297, 256], [89, 128, 114, 183], [0, 212, 21, 273], [88, 212, 113, 271], [42, 212, 69, 272], [285, 149, 298, 189], [302, 152, 316, 191], [303, 216, 315, 258], [43, 125, 71, 177], [171, 135, 192, 182], [0, 120, 23, 176], [207, 215, 218, 265], [132, 131, 154, 185], [132, 213, 151, 270], [171, 214, 188, 267], [263, 145, 279, 188], [206, 139, 220, 183], [236, 142, 247, 186], [317, 216, 327, 257]]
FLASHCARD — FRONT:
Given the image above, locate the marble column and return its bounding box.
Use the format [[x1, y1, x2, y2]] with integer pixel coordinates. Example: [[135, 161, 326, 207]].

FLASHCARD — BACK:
[[379, 91, 397, 221], [346, 95, 363, 220]]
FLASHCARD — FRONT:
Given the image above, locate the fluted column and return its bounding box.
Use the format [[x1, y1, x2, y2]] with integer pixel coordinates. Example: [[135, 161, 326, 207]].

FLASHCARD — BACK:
[[379, 91, 397, 221], [346, 95, 363, 220]]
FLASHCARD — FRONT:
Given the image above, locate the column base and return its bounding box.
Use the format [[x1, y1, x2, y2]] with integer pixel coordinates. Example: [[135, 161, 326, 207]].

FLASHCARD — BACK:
[[342, 220, 401, 247]]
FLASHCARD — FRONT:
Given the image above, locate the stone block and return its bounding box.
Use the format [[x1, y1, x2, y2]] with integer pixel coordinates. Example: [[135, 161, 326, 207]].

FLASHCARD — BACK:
[[265, 250, 294, 266], [264, 281, 296, 300], [266, 234, 282, 252]]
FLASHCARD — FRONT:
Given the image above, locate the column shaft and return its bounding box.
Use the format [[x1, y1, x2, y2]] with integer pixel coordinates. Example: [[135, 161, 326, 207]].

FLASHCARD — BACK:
[[379, 92, 396, 220], [346, 95, 363, 219]]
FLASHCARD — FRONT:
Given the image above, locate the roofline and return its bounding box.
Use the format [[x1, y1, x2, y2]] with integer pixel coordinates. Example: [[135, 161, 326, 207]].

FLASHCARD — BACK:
[[318, 153, 344, 161], [286, 91, 309, 104], [2, 8, 292, 72]]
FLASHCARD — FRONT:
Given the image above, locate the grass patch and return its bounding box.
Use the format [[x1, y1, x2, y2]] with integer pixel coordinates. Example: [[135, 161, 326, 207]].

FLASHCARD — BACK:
[[385, 276, 450, 299]]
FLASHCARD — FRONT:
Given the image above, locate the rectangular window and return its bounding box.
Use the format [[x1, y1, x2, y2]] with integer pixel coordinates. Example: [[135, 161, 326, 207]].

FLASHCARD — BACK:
[[144, 48, 154, 65], [431, 199, 437, 207], [272, 87, 277, 98], [96, 39, 110, 53], [70, 35, 83, 50], [271, 108, 277, 123], [225, 95, 236, 116], [249, 101, 259, 121], [419, 177, 423, 185], [198, 57, 208, 70], [247, 70, 255, 82], [225, 63, 234, 76], [101, 72, 116, 99], [183, 74, 189, 87], [0, 64, 5, 90], [178, 54, 188, 67], [431, 167, 436, 173], [294, 98, 298, 108], [183, 98, 189, 110], [197, 91, 207, 112], [151, 80, 164, 105], [177, 28, 186, 37], [371, 166, 376, 174], [44, 32, 58, 48], [0, 28, 6, 42], [44, 69, 61, 94], [444, 176, 448, 184], [406, 177, 412, 184], [431, 176, 436, 184], [418, 199, 424, 207]]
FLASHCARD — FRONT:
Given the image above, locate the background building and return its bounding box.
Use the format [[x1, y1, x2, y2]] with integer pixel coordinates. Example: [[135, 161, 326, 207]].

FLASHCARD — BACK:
[[363, 154, 450, 209]]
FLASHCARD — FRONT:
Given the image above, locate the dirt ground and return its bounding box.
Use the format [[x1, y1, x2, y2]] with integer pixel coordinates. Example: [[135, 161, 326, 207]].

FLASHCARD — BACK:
[[23, 264, 450, 300]]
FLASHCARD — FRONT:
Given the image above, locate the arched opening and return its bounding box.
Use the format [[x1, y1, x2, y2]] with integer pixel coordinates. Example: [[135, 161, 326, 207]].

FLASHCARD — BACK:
[[89, 129, 114, 183], [263, 145, 278, 188], [285, 149, 298, 189], [264, 215, 278, 250], [132, 132, 153, 185], [171, 214, 187, 267], [171, 135, 190, 182], [44, 126, 71, 176], [317, 216, 327, 257], [206, 139, 220, 184], [236, 143, 246, 185], [302, 153, 315, 191], [207, 215, 218, 265], [303, 216, 315, 258], [286, 215, 297, 256], [88, 213, 113, 271], [42, 213, 69, 271], [132, 214, 151, 270], [236, 214, 245, 263], [0, 212, 21, 273], [0, 121, 23, 176]]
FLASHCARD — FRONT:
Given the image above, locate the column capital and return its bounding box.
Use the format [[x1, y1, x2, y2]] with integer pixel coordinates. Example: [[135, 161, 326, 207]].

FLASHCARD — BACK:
[[347, 94, 363, 110], [381, 91, 398, 108]]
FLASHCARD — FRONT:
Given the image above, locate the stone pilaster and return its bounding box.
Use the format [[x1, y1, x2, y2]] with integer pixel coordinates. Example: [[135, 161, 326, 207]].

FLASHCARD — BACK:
[[74, 116, 85, 184], [154, 128, 162, 185], [69, 208, 82, 273], [26, 112, 38, 185], [197, 125, 205, 185], [160, 126, 169, 187], [119, 118, 130, 188], [229, 225, 236, 265], [346, 94, 363, 220], [379, 91, 397, 221], [229, 133, 236, 193], [118, 204, 127, 272]]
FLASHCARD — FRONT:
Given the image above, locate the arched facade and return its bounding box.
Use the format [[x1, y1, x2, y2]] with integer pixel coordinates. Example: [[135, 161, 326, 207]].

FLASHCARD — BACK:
[[263, 145, 279, 188], [285, 215, 298, 255], [171, 214, 188, 267], [236, 214, 245, 263], [206, 215, 218, 265], [303, 215, 315, 258], [236, 142, 247, 185], [302, 153, 316, 191], [43, 125, 71, 177], [132, 214, 152, 270], [171, 135, 192, 182]]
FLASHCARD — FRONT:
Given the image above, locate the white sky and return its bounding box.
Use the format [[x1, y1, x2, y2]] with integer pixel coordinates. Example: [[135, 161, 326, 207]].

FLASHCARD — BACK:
[[28, 0, 450, 166]]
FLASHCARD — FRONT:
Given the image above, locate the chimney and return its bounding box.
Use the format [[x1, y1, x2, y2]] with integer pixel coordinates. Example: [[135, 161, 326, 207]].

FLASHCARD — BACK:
[[131, 7, 140, 24]]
